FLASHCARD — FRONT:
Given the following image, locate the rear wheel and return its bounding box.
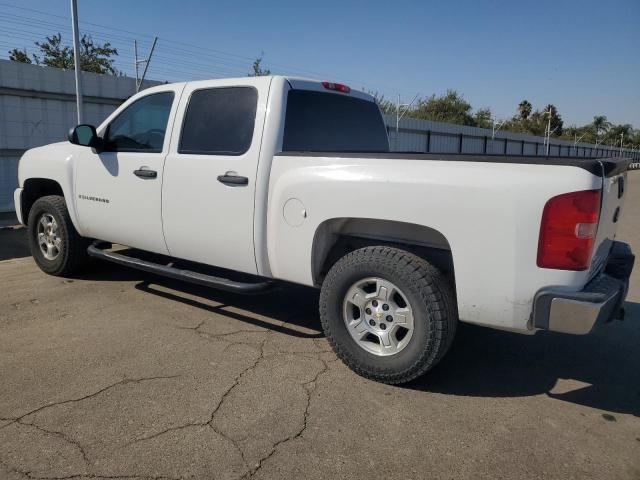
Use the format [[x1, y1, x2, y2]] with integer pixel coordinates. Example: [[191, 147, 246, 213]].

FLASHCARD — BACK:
[[319, 246, 457, 384], [28, 195, 91, 276]]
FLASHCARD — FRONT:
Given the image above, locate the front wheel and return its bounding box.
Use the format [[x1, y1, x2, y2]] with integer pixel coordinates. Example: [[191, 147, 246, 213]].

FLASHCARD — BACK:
[[319, 246, 457, 384], [27, 195, 90, 276]]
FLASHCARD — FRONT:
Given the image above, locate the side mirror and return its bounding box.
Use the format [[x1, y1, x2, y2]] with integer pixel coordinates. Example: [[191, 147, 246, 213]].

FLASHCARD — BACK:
[[68, 124, 101, 149]]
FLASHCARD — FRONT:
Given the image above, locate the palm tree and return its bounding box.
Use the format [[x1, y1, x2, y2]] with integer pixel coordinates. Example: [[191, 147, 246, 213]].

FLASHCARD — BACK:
[[592, 115, 611, 139], [518, 100, 532, 121]]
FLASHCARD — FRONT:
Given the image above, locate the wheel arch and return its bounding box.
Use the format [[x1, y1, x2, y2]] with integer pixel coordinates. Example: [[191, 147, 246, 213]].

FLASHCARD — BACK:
[[311, 217, 456, 289], [21, 178, 65, 224]]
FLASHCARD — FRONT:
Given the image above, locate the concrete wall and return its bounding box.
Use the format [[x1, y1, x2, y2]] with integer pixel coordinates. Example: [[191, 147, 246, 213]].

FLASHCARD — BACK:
[[0, 59, 158, 212]]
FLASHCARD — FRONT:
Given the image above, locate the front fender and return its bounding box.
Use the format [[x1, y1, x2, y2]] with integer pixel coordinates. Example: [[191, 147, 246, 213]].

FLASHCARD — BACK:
[[18, 142, 83, 233]]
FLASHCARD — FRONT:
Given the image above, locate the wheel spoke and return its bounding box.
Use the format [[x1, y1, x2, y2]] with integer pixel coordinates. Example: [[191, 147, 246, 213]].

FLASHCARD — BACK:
[[347, 318, 370, 340], [39, 216, 49, 230], [377, 330, 397, 350], [46, 243, 55, 259], [345, 286, 368, 310], [375, 280, 391, 302], [37, 233, 46, 244], [53, 236, 62, 249], [394, 307, 414, 328]]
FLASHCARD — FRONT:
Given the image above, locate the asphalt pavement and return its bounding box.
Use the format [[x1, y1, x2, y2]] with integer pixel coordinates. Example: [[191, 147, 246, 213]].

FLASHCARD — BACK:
[[0, 175, 639, 479]]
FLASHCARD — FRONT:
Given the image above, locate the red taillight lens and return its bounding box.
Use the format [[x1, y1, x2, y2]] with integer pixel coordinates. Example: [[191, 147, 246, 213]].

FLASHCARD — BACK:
[[537, 190, 601, 271], [322, 81, 350, 93]]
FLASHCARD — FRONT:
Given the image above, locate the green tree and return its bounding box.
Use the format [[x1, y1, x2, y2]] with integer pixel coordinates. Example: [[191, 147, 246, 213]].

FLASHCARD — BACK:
[[369, 91, 396, 115], [517, 100, 532, 121], [11, 33, 118, 74], [8, 48, 31, 63], [413, 90, 475, 125], [592, 115, 611, 140], [248, 55, 271, 76], [473, 107, 493, 128]]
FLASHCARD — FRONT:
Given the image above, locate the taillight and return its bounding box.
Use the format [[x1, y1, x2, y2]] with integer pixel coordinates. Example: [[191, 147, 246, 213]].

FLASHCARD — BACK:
[[322, 81, 350, 94], [537, 190, 601, 271]]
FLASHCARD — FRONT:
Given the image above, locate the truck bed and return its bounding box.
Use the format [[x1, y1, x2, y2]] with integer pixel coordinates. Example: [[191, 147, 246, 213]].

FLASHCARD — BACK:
[[276, 152, 630, 177]]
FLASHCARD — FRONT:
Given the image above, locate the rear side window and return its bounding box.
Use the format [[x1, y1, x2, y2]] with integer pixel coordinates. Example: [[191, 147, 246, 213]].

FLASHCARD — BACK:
[[282, 90, 389, 153], [179, 87, 258, 155]]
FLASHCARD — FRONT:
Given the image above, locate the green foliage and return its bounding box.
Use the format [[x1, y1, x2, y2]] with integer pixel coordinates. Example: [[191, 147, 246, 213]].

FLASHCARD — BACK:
[[369, 91, 396, 115], [473, 107, 492, 129], [248, 55, 271, 76], [413, 90, 476, 125], [9, 33, 118, 75], [8, 48, 31, 63]]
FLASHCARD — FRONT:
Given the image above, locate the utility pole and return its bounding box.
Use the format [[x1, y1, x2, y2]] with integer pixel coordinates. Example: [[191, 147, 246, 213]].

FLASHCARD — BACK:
[[134, 40, 139, 88], [573, 132, 586, 155], [135, 37, 158, 93], [70, 0, 83, 124], [395, 93, 418, 149], [619, 133, 624, 157], [490, 118, 504, 154], [543, 107, 553, 156]]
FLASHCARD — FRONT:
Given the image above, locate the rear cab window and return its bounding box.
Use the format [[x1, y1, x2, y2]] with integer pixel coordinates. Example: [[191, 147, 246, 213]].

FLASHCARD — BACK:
[[282, 90, 389, 153]]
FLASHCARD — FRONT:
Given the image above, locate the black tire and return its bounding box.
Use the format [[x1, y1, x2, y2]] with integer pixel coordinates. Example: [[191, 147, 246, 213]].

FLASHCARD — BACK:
[[319, 246, 457, 384], [27, 195, 91, 276]]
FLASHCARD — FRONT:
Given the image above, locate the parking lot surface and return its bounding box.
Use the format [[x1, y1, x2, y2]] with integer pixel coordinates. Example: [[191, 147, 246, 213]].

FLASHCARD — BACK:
[[1, 176, 639, 480]]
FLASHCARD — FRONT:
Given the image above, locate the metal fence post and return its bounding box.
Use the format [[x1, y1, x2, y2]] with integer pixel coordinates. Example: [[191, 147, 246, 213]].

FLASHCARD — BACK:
[[483, 136, 488, 154], [458, 133, 463, 153], [426, 130, 431, 153]]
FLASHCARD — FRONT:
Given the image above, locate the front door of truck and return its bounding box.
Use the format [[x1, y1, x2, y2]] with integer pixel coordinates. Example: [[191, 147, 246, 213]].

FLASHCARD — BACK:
[[161, 78, 271, 274], [75, 85, 184, 254]]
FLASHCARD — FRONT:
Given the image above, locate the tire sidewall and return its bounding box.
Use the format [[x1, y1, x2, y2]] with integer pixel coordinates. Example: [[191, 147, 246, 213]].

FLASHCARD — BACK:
[[28, 199, 70, 275], [321, 253, 440, 376]]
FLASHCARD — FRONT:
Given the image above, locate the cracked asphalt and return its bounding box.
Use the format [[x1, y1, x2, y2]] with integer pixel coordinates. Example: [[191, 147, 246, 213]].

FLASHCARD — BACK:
[[1, 175, 639, 480]]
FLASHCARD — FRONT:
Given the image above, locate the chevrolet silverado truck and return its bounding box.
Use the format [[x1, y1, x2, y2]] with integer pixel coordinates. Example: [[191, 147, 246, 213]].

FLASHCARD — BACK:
[[14, 76, 634, 384]]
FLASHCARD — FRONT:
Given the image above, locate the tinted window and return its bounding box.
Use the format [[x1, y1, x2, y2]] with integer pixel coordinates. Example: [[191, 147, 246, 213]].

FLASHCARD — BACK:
[[105, 92, 174, 152], [282, 90, 389, 153], [179, 87, 258, 155]]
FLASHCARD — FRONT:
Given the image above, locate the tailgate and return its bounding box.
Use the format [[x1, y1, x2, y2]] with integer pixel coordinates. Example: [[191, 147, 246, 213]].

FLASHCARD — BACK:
[[590, 159, 629, 277]]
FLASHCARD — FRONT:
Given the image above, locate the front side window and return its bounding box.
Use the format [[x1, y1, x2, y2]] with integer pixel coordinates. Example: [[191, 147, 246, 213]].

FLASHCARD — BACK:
[[179, 87, 258, 155], [105, 92, 174, 152]]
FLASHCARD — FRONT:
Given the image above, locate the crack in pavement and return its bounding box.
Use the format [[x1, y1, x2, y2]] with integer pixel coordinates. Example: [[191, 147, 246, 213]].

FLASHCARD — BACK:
[[242, 357, 333, 479], [14, 420, 91, 465], [0, 457, 180, 480], [1, 375, 181, 428], [0, 376, 181, 478], [125, 332, 270, 455]]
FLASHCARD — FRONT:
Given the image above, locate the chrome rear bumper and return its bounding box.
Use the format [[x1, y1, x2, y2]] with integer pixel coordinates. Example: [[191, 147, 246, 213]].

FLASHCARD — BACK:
[[532, 241, 634, 335]]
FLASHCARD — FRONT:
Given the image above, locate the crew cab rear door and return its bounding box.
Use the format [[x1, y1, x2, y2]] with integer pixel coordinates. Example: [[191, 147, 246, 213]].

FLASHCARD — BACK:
[[161, 77, 271, 274]]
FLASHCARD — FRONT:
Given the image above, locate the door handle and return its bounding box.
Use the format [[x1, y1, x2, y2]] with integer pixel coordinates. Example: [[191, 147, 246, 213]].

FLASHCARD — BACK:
[[217, 173, 248, 187], [133, 168, 157, 179]]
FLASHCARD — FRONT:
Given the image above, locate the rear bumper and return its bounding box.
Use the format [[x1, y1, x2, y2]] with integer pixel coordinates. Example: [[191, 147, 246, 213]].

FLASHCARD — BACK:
[[13, 188, 24, 225], [532, 241, 635, 335]]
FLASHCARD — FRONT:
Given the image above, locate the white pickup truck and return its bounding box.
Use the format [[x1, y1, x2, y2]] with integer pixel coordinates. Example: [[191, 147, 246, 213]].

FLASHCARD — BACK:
[[14, 76, 634, 384]]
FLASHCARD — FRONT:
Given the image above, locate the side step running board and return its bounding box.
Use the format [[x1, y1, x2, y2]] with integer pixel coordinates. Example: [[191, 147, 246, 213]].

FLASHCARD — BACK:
[[87, 244, 273, 294]]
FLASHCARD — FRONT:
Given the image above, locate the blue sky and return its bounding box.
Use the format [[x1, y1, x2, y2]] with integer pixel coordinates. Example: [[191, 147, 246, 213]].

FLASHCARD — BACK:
[[1, 0, 638, 127]]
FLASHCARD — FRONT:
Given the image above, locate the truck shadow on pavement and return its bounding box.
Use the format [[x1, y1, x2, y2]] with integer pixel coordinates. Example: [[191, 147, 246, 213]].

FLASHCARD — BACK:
[[409, 301, 640, 417], [0, 227, 29, 261], [119, 265, 640, 417], [133, 279, 324, 339]]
